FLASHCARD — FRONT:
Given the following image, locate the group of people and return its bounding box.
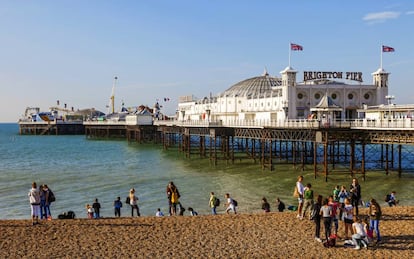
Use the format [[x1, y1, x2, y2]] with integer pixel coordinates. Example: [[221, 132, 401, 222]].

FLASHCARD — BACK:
[[28, 182, 54, 225], [294, 175, 383, 249]]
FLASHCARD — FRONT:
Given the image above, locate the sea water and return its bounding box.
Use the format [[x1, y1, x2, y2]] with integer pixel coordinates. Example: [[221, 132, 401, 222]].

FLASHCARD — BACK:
[[0, 123, 413, 220]]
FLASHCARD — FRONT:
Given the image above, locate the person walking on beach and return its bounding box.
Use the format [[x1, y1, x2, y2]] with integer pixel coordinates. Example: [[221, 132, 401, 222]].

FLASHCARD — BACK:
[[225, 193, 237, 214], [28, 182, 41, 225], [166, 182, 180, 216], [295, 176, 305, 219], [92, 198, 101, 219], [350, 178, 361, 216], [302, 183, 314, 219], [129, 188, 140, 217], [209, 192, 218, 215], [368, 198, 382, 244], [114, 196, 122, 217], [312, 195, 323, 242]]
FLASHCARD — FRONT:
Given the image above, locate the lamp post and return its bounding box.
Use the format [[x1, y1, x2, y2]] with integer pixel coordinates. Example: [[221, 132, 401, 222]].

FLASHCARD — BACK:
[[206, 108, 211, 123], [385, 95, 395, 120], [282, 100, 289, 120], [181, 110, 185, 122]]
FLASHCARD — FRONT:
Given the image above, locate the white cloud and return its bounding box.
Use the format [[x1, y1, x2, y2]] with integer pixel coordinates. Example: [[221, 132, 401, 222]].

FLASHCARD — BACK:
[[362, 11, 400, 24], [406, 11, 414, 15]]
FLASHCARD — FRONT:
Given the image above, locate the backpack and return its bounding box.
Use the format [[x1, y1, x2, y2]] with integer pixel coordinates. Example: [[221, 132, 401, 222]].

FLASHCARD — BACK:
[[293, 186, 299, 198], [323, 234, 337, 248], [385, 194, 391, 202], [214, 197, 220, 207], [125, 196, 131, 205], [232, 199, 238, 207], [48, 189, 56, 203]]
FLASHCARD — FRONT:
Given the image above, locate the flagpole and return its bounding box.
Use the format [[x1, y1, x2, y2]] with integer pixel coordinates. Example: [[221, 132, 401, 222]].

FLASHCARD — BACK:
[[288, 42, 291, 67], [380, 44, 383, 69]]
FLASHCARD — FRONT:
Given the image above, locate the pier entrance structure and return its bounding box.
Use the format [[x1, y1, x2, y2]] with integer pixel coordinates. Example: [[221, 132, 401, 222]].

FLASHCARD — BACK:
[[177, 66, 389, 123]]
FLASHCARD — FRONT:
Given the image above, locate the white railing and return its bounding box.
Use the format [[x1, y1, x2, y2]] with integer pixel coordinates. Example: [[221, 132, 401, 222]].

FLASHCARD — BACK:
[[155, 118, 414, 130]]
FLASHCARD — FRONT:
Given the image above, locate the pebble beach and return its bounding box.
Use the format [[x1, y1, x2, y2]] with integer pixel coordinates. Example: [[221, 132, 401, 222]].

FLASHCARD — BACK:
[[1, 206, 413, 258]]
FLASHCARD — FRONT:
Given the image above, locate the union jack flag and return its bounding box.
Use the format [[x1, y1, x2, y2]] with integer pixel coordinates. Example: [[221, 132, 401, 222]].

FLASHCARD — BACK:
[[291, 43, 303, 51], [382, 45, 395, 52]]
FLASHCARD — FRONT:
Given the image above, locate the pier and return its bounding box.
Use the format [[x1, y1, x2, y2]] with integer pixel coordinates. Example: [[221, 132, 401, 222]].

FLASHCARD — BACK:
[[81, 118, 414, 181]]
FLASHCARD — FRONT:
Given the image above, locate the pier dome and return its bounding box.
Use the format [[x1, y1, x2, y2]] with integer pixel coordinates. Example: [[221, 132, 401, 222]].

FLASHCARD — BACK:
[[219, 71, 282, 98]]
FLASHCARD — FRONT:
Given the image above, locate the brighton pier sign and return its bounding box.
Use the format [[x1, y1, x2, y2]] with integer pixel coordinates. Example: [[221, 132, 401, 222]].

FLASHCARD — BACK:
[[303, 71, 363, 82]]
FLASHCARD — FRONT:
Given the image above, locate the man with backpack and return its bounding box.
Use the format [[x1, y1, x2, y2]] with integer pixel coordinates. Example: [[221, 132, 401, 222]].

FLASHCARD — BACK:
[[209, 192, 219, 215]]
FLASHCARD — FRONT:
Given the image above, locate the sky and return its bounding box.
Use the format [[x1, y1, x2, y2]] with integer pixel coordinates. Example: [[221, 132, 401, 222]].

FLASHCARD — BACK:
[[1, 0, 414, 122]]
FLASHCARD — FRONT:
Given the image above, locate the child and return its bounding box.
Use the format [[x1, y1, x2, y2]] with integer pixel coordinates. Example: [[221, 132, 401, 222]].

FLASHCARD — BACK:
[[363, 217, 373, 242], [342, 198, 354, 240], [155, 208, 164, 217], [225, 193, 237, 214], [328, 195, 339, 236], [333, 185, 340, 202], [261, 197, 270, 213], [276, 198, 285, 212], [387, 191, 398, 207], [188, 207, 198, 216], [302, 183, 314, 219], [86, 204, 94, 219], [113, 196, 122, 217]]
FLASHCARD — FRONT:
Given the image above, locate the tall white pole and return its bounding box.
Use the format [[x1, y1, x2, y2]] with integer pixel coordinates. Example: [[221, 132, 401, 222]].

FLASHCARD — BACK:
[[380, 45, 383, 69], [288, 43, 291, 67]]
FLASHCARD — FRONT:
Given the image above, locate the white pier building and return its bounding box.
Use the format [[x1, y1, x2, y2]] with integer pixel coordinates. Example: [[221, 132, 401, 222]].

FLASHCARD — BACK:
[[177, 65, 390, 126]]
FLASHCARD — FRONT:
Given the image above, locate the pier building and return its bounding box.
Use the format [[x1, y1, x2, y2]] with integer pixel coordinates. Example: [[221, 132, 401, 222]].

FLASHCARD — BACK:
[[177, 65, 390, 126]]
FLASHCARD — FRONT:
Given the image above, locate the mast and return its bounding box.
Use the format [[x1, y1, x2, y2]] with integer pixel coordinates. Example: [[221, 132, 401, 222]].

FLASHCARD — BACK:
[[109, 76, 118, 114]]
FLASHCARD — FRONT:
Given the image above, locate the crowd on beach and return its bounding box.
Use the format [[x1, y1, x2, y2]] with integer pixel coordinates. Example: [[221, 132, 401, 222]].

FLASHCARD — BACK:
[[293, 175, 399, 250], [29, 177, 399, 250]]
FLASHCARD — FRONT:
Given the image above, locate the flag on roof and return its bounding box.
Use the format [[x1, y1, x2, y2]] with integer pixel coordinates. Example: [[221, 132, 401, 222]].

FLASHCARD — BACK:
[[291, 43, 303, 51], [382, 45, 395, 52]]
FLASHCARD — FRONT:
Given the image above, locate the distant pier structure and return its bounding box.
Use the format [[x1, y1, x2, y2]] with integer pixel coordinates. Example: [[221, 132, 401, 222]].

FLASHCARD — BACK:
[[18, 63, 414, 180]]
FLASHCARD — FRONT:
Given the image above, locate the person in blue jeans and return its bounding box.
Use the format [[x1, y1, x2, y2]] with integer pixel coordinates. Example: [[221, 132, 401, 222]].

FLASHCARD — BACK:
[[209, 192, 218, 215], [40, 184, 51, 219], [368, 198, 382, 243]]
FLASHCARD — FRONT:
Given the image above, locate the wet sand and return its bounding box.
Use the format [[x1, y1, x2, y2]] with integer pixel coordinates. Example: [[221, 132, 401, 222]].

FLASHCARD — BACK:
[[1, 206, 413, 258]]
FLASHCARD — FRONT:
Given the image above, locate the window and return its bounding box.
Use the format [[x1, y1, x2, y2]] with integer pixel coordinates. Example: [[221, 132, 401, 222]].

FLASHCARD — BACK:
[[331, 93, 337, 99], [314, 93, 321, 99], [297, 93, 303, 99], [364, 93, 370, 100], [348, 93, 354, 100]]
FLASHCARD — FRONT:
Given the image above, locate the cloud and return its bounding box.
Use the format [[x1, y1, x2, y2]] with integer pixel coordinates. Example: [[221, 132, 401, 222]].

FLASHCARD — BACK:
[[362, 11, 400, 24], [406, 11, 414, 15]]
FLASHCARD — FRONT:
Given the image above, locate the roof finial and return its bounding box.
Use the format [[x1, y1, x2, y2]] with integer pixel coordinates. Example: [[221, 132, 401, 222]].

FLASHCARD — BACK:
[[262, 67, 269, 76]]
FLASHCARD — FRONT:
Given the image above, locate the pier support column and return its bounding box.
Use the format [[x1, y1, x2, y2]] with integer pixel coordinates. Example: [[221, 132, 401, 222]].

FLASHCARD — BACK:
[[385, 144, 389, 175], [361, 142, 366, 181], [398, 144, 402, 178]]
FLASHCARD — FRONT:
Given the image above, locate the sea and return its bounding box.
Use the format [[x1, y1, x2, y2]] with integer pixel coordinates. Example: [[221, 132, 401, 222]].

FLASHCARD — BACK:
[[1, 123, 413, 220]]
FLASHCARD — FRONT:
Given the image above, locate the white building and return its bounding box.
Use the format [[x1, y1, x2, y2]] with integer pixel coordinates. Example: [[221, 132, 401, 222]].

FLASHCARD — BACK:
[[177, 65, 390, 124]]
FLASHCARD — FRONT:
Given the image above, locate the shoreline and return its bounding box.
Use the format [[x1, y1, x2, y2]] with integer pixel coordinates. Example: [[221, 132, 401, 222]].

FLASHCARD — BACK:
[[1, 206, 413, 258]]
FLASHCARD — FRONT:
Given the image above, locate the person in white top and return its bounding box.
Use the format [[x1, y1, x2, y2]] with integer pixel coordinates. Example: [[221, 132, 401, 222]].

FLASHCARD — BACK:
[[352, 216, 368, 250], [155, 208, 164, 217], [296, 176, 305, 219], [28, 182, 41, 225], [225, 193, 237, 214]]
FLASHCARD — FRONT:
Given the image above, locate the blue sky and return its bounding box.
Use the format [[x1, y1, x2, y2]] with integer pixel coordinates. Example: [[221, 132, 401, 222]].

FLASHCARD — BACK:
[[1, 0, 413, 122]]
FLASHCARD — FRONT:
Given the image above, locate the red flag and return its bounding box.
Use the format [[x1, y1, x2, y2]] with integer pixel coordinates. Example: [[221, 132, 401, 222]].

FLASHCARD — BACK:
[[291, 43, 303, 51], [382, 45, 395, 52]]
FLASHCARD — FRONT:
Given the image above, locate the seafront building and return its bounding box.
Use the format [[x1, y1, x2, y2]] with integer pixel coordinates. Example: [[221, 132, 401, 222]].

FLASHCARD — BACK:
[[177, 65, 390, 127]]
